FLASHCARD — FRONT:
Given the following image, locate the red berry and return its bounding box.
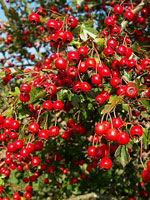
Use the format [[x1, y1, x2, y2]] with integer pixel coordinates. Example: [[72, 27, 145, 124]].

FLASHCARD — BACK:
[[87, 146, 96, 157], [28, 122, 39, 134], [31, 156, 41, 166], [28, 13, 40, 25], [95, 123, 106, 135], [99, 157, 112, 171], [106, 128, 118, 141], [49, 126, 59, 136], [67, 17, 78, 28], [112, 117, 124, 128], [117, 132, 130, 145], [53, 100, 63, 111], [55, 57, 67, 70], [130, 125, 143, 138]]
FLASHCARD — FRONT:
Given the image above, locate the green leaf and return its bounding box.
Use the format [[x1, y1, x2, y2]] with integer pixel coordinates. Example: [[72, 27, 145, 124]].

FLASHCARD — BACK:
[[142, 127, 148, 149], [80, 23, 97, 41], [122, 104, 129, 112], [0, 71, 5, 78], [77, 0, 84, 5], [94, 38, 105, 52], [123, 70, 132, 82], [3, 108, 13, 117], [71, 95, 81, 107], [115, 146, 130, 167]]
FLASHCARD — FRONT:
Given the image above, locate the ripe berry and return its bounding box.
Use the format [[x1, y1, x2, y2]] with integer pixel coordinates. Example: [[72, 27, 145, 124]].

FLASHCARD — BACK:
[[124, 11, 134, 21], [38, 129, 49, 140], [85, 58, 96, 70], [77, 46, 88, 57], [67, 17, 78, 28], [87, 146, 96, 157], [114, 4, 123, 15], [99, 157, 112, 171], [31, 156, 41, 166], [28, 13, 40, 25], [104, 17, 115, 28], [125, 84, 138, 98], [117, 132, 130, 145], [28, 122, 39, 134], [20, 83, 31, 93], [95, 146, 105, 158], [141, 169, 150, 182], [106, 128, 118, 141], [147, 160, 150, 172], [91, 74, 101, 85], [67, 51, 79, 63], [95, 123, 106, 135], [107, 38, 117, 49], [110, 77, 122, 88], [110, 25, 120, 37], [53, 100, 63, 111], [112, 117, 124, 128], [47, 19, 58, 32], [42, 100, 53, 111], [81, 82, 91, 92], [55, 57, 67, 70], [130, 125, 143, 138], [49, 126, 59, 136], [104, 47, 114, 57]]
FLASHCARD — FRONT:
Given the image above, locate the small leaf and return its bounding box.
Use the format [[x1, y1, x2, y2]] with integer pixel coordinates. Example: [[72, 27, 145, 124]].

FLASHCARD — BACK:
[[115, 146, 130, 167]]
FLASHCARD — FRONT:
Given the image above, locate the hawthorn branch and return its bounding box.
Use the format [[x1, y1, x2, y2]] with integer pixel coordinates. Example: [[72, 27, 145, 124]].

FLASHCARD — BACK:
[[121, 0, 147, 31], [65, 193, 111, 200]]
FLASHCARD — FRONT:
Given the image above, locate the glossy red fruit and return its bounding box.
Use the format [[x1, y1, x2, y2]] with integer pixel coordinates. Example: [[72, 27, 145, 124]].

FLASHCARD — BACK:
[[24, 192, 31, 199], [42, 100, 53, 111], [112, 117, 124, 128], [77, 46, 88, 58], [31, 156, 40, 166], [85, 58, 96, 70], [12, 193, 21, 200], [130, 125, 143, 138], [87, 146, 96, 157], [107, 38, 117, 49], [28, 122, 39, 134], [49, 126, 59, 136], [95, 123, 106, 135], [110, 25, 120, 37], [53, 100, 63, 111], [99, 157, 112, 171], [95, 146, 105, 158], [147, 160, 150, 172], [141, 169, 150, 182], [20, 83, 31, 93], [14, 140, 24, 149], [106, 128, 118, 141], [104, 47, 114, 57], [104, 17, 115, 28], [67, 17, 78, 28], [125, 85, 138, 98], [55, 57, 67, 70], [67, 66, 78, 78], [65, 31, 73, 43], [19, 93, 30, 102], [110, 77, 122, 88], [67, 51, 79, 63], [114, 4, 123, 15], [91, 74, 101, 85], [116, 45, 126, 56], [47, 19, 58, 32], [38, 129, 49, 140], [124, 11, 134, 21], [9, 120, 20, 131], [28, 13, 40, 25], [117, 132, 130, 145], [117, 85, 126, 96], [81, 82, 91, 92]]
